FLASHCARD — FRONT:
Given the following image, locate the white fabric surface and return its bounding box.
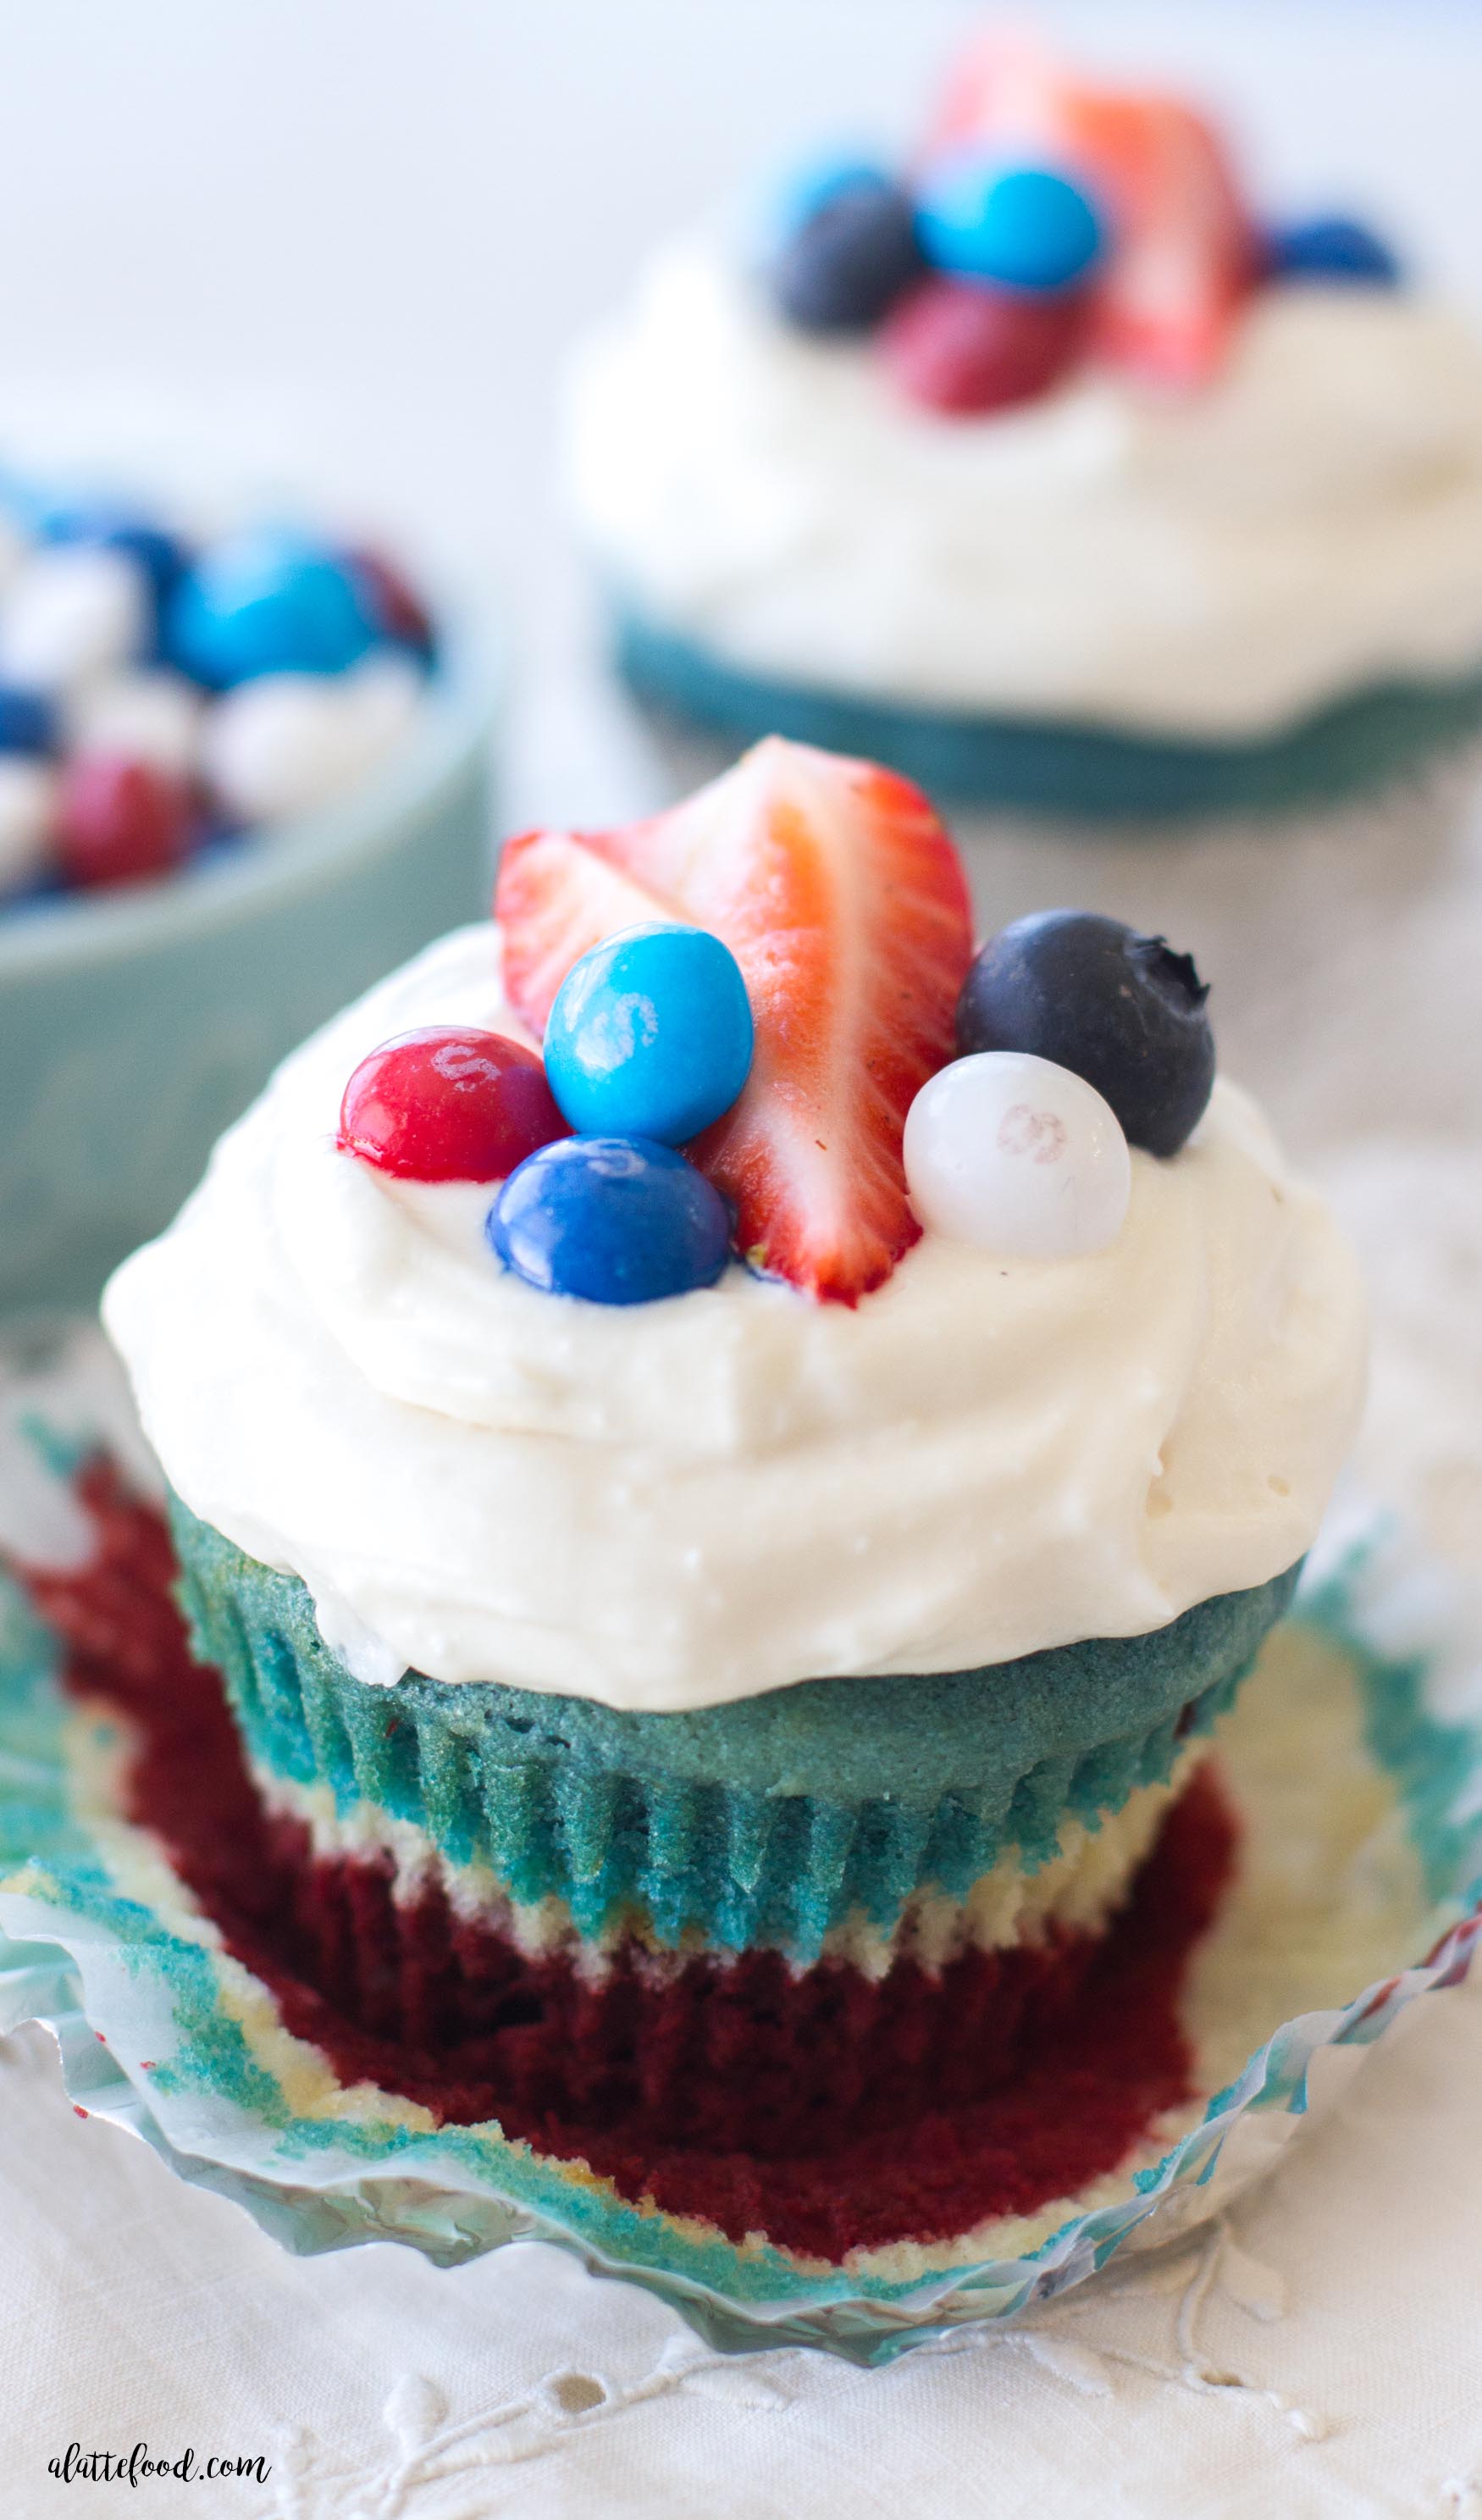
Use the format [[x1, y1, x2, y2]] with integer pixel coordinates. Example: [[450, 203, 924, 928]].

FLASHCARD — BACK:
[[3, 3, 1482, 2511], [3, 1995, 1482, 2520]]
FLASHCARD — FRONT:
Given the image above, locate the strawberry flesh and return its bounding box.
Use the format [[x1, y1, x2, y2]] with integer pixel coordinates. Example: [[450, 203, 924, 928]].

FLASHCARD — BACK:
[[495, 738, 974, 1305], [925, 35, 1254, 387]]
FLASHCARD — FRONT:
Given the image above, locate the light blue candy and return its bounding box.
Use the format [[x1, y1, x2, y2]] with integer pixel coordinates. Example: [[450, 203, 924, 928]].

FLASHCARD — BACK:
[[165, 526, 379, 687], [543, 922, 754, 1145], [917, 158, 1103, 294]]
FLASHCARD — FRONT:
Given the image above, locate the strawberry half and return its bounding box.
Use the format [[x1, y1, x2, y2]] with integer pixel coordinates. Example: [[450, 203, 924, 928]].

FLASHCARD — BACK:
[[925, 35, 1254, 387], [495, 738, 974, 1305]]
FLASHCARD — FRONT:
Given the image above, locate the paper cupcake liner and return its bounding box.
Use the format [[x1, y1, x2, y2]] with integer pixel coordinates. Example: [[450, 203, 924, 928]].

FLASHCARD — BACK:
[[0, 1468, 1478, 2360], [610, 595, 1482, 821], [169, 1495, 1295, 1961]]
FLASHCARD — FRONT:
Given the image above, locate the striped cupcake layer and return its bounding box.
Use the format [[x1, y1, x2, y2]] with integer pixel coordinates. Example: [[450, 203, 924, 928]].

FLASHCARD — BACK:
[[170, 1498, 1295, 1962], [257, 1753, 1197, 1978], [19, 1458, 1242, 2266]]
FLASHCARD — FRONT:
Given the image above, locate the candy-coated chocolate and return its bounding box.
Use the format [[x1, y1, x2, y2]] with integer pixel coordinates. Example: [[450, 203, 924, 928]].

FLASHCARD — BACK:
[[0, 757, 56, 892], [339, 1027, 569, 1182], [916, 158, 1104, 293], [166, 528, 378, 687], [1264, 214, 1401, 287], [543, 922, 754, 1144], [0, 546, 147, 690], [40, 501, 189, 607], [0, 684, 58, 756], [346, 547, 436, 656], [54, 754, 193, 890], [904, 1050, 1131, 1255], [881, 274, 1088, 413], [68, 671, 202, 780], [489, 1134, 732, 1304]]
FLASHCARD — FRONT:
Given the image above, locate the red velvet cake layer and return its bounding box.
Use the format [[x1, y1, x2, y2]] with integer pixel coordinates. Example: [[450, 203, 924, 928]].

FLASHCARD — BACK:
[[18, 1461, 1240, 2261]]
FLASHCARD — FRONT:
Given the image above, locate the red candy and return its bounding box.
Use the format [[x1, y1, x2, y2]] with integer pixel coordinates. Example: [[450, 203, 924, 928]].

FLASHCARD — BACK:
[[338, 1025, 569, 1182], [880, 276, 1089, 414], [347, 548, 434, 655], [55, 755, 194, 890]]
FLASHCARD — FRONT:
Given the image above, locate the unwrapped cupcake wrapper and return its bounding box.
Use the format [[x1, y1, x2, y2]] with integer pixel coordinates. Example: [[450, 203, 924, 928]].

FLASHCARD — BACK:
[[169, 1497, 1298, 1961]]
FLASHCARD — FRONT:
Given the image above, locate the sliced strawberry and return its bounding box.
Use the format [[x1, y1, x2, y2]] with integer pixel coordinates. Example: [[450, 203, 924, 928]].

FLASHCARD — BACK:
[[923, 35, 1254, 387], [495, 738, 973, 1305]]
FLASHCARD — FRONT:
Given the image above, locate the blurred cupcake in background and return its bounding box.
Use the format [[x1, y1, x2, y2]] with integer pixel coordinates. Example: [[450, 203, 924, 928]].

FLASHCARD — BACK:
[[566, 30, 1482, 822], [0, 484, 493, 1314]]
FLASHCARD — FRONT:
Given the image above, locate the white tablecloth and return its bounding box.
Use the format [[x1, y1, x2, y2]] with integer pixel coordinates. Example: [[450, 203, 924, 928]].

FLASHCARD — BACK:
[[5, 1986, 1482, 2520], [3, 3, 1482, 2510]]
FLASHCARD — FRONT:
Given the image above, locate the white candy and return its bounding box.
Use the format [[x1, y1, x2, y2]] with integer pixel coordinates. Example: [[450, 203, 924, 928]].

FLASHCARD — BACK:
[[68, 669, 202, 778], [202, 656, 423, 824], [339, 650, 423, 759], [0, 756, 56, 894], [0, 546, 148, 690], [904, 1051, 1131, 1259]]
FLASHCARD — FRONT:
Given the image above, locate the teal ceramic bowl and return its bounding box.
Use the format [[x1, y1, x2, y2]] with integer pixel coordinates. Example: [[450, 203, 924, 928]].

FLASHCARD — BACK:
[[0, 633, 495, 1315]]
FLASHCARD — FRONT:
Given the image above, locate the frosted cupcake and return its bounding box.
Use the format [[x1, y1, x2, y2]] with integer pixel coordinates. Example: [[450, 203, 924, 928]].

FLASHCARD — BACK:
[[567, 32, 1482, 819], [102, 735, 1365, 2267]]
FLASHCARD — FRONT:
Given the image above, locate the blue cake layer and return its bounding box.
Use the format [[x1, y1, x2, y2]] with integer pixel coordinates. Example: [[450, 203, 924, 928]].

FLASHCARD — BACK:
[[170, 1496, 1298, 1961], [611, 601, 1482, 822]]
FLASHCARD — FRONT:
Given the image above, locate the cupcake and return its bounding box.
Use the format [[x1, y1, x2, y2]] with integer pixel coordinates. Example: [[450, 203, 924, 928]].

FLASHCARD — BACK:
[[102, 734, 1365, 2271], [566, 30, 1482, 820]]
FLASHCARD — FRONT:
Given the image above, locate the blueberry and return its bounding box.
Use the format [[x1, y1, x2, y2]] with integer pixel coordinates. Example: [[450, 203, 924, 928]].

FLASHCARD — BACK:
[[769, 172, 924, 334], [0, 685, 57, 756], [916, 159, 1104, 295], [543, 922, 753, 1144], [165, 527, 379, 688], [1264, 215, 1401, 288], [954, 911, 1214, 1159], [488, 1136, 733, 1304]]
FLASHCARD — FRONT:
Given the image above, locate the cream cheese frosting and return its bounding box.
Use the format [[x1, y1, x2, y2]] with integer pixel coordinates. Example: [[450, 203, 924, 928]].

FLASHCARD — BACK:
[[103, 922, 1366, 1713], [565, 238, 1482, 737]]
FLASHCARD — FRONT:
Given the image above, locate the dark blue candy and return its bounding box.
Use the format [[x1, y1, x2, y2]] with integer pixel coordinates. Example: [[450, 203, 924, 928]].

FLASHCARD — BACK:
[[954, 911, 1215, 1159], [543, 922, 754, 1144], [488, 1136, 732, 1305], [770, 171, 924, 334], [165, 528, 379, 688], [916, 159, 1104, 294], [39, 502, 191, 606], [1264, 215, 1402, 287], [0, 685, 57, 756]]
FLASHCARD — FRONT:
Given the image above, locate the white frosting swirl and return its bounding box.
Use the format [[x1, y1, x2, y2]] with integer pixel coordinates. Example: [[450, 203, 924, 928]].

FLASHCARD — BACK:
[[103, 923, 1365, 1713], [565, 240, 1482, 737]]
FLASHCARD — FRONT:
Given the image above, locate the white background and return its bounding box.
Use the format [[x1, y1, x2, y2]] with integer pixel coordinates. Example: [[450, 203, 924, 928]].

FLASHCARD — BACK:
[[0, 0, 1480, 827]]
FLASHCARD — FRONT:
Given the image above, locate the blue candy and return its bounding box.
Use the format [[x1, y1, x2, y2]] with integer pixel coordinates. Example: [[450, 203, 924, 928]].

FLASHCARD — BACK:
[[769, 151, 899, 246], [0, 686, 57, 756], [39, 501, 190, 606], [917, 158, 1103, 294], [1264, 215, 1401, 287], [543, 922, 754, 1144], [489, 1135, 732, 1304], [165, 527, 379, 687]]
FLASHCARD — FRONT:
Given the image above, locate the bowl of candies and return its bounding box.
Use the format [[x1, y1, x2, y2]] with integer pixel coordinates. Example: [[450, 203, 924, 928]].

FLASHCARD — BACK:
[[0, 488, 494, 1314]]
